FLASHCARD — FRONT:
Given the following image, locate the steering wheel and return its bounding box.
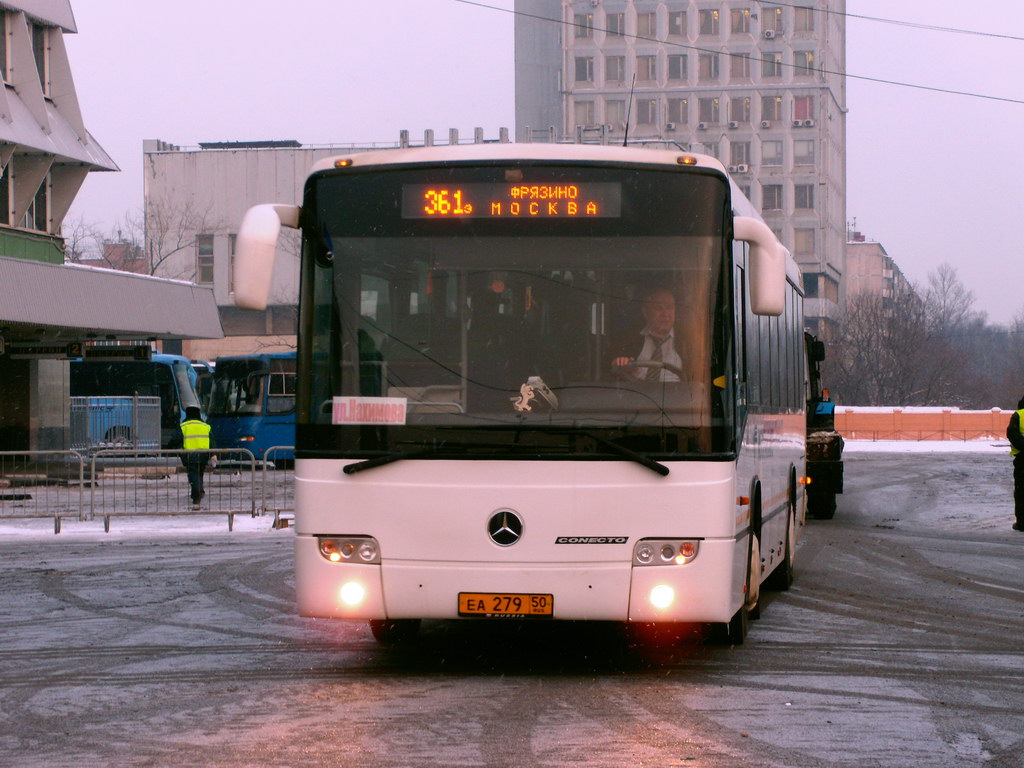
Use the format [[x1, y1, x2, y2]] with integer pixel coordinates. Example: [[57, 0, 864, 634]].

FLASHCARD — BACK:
[[611, 360, 685, 381]]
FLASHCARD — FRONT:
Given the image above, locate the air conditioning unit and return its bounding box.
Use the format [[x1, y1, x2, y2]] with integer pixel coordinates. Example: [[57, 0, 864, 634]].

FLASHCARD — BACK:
[[803, 119, 816, 127], [760, 120, 772, 129], [666, 122, 677, 131], [793, 119, 803, 127], [727, 165, 738, 173], [763, 30, 776, 39], [697, 122, 708, 130], [728, 121, 739, 129], [736, 163, 750, 173]]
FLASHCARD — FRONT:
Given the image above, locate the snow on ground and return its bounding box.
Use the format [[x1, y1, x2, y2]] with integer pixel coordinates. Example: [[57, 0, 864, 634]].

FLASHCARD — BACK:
[[843, 438, 1010, 453]]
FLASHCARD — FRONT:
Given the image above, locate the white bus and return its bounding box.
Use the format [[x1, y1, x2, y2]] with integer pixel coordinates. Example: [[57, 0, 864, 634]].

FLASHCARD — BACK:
[[235, 143, 806, 645]]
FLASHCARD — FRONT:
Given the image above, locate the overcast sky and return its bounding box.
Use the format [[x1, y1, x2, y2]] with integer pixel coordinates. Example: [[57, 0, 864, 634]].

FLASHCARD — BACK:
[[63, 0, 1023, 324]]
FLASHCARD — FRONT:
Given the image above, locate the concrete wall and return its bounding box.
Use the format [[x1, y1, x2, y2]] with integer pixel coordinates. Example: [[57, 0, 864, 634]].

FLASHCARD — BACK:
[[835, 408, 1013, 441]]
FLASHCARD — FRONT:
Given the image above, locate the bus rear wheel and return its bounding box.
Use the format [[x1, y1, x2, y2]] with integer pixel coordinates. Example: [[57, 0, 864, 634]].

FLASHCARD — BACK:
[[369, 619, 420, 645]]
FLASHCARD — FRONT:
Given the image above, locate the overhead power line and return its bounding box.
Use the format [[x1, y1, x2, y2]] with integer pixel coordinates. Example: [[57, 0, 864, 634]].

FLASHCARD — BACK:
[[763, 0, 1024, 42], [454, 0, 1024, 105]]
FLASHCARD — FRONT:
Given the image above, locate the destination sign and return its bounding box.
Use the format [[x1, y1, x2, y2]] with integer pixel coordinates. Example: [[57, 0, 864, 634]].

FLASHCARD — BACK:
[[401, 183, 621, 219]]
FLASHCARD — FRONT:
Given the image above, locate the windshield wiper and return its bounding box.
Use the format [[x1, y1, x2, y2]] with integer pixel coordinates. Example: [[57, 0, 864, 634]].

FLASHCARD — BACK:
[[582, 431, 670, 477], [343, 446, 448, 475]]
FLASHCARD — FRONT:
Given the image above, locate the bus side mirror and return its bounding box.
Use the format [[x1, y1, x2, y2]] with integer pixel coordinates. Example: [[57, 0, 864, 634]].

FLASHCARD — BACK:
[[234, 204, 301, 310], [734, 216, 786, 316]]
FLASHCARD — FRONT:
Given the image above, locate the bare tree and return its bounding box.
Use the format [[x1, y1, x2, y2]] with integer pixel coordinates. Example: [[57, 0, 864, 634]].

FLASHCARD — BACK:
[[924, 263, 984, 332], [145, 195, 225, 280], [829, 282, 960, 406]]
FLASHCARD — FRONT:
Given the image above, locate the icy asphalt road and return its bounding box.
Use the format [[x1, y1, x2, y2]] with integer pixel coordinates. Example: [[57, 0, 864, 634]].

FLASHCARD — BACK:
[[0, 445, 1021, 768]]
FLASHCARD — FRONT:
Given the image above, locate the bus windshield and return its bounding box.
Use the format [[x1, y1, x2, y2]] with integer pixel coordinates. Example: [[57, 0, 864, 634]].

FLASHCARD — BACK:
[[208, 357, 297, 417], [302, 164, 734, 459]]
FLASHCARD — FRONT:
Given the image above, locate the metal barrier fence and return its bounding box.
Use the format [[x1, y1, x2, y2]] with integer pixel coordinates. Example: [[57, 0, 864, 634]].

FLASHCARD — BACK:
[[0, 451, 87, 533], [0, 448, 296, 533], [262, 446, 296, 528], [70, 396, 161, 451], [89, 449, 258, 532]]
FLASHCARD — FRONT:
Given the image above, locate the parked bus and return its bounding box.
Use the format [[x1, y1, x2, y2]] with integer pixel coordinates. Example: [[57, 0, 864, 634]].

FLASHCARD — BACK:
[[235, 143, 805, 645], [206, 351, 296, 463], [70, 352, 203, 448]]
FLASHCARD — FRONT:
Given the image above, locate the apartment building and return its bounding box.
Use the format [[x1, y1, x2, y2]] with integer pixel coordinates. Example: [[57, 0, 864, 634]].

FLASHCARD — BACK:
[[514, 0, 847, 335], [846, 231, 911, 303]]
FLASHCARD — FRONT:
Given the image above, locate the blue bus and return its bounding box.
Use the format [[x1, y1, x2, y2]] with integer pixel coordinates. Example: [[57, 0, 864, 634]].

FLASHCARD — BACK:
[[207, 351, 296, 463], [69, 353, 203, 448]]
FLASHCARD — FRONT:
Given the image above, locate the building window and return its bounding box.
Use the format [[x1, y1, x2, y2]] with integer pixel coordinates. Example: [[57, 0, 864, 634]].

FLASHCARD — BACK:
[[762, 139, 783, 166], [575, 56, 594, 84], [730, 141, 751, 166], [667, 98, 688, 124], [668, 11, 686, 36], [0, 162, 9, 225], [795, 7, 815, 31], [574, 13, 594, 38], [793, 95, 815, 120], [0, 14, 8, 82], [605, 55, 625, 83], [698, 97, 720, 124], [607, 13, 625, 37], [794, 139, 815, 165], [795, 50, 815, 76], [637, 98, 657, 125], [31, 24, 47, 94], [794, 228, 815, 256], [762, 184, 783, 211], [228, 234, 237, 292], [574, 100, 595, 127], [698, 9, 720, 35], [795, 183, 815, 209], [738, 185, 751, 200], [763, 7, 783, 33], [731, 8, 751, 33], [730, 52, 751, 79], [637, 54, 657, 82], [196, 234, 214, 284], [668, 54, 687, 81], [698, 53, 719, 81], [762, 95, 783, 122], [637, 12, 656, 38], [730, 96, 751, 122], [803, 272, 819, 297], [762, 51, 783, 78], [33, 176, 47, 232], [703, 141, 719, 159], [606, 99, 626, 128]]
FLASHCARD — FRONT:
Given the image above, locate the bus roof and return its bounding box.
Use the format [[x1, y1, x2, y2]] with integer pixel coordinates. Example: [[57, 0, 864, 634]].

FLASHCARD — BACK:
[[308, 143, 728, 177]]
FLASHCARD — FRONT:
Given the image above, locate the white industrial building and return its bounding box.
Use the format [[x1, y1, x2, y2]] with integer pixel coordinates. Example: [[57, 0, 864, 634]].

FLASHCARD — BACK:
[[513, 0, 847, 335]]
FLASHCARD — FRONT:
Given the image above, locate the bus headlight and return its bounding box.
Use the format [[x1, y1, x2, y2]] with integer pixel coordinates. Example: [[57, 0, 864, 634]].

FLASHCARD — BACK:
[[339, 581, 366, 606], [318, 536, 381, 564], [632, 539, 700, 566], [649, 584, 675, 609]]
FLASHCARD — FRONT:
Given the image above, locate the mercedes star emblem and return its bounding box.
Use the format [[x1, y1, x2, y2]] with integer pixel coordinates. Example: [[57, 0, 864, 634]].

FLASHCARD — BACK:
[[487, 509, 523, 546]]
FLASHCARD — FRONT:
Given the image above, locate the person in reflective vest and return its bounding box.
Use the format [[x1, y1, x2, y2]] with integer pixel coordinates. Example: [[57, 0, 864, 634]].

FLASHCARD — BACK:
[[179, 406, 213, 508], [1005, 397, 1024, 532]]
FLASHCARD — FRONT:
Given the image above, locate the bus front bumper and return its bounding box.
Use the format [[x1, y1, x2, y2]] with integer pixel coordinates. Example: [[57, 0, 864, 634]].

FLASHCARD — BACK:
[[295, 535, 742, 624]]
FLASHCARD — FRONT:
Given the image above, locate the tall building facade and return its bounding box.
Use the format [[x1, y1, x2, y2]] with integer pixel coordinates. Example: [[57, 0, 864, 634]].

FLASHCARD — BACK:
[[514, 0, 847, 335], [846, 231, 912, 304]]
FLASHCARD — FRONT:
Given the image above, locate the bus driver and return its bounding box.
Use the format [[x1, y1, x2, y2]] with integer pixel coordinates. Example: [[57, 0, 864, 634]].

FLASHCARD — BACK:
[[611, 287, 682, 382]]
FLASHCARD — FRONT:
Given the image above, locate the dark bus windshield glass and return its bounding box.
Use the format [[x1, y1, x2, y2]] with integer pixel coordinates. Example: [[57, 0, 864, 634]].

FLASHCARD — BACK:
[[300, 163, 734, 459]]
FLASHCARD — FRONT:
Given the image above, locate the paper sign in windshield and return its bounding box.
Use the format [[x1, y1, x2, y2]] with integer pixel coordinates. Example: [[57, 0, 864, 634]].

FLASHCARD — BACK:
[[332, 397, 407, 425]]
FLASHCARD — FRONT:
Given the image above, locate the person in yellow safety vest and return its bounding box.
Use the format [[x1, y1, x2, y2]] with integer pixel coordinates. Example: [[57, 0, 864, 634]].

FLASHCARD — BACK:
[[179, 406, 214, 509], [1005, 397, 1024, 532]]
